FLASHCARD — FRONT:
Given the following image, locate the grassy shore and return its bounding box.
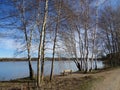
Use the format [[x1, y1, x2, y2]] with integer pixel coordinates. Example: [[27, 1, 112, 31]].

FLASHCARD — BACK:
[[0, 69, 108, 90], [0, 76, 96, 90], [0, 67, 117, 90]]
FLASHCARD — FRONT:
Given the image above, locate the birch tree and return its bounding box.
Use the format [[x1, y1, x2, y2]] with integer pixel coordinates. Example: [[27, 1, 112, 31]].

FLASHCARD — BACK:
[[50, 0, 61, 81], [37, 0, 49, 86], [11, 0, 35, 79]]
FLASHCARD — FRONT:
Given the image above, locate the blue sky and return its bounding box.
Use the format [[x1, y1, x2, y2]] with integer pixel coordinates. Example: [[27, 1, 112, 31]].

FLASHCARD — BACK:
[[0, 48, 14, 58], [0, 37, 20, 58], [0, 0, 119, 58]]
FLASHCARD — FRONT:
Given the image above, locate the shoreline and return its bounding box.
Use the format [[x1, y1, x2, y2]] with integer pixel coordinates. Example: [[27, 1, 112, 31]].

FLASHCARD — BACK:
[[0, 70, 97, 90], [0, 67, 118, 90], [0, 58, 103, 62]]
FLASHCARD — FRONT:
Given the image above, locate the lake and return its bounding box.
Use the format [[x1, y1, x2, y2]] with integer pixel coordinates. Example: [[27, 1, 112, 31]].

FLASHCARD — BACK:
[[0, 60, 104, 81]]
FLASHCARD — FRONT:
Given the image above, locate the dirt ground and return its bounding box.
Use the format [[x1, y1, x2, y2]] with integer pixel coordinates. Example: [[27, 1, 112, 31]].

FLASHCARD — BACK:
[[92, 68, 120, 90], [0, 68, 120, 90]]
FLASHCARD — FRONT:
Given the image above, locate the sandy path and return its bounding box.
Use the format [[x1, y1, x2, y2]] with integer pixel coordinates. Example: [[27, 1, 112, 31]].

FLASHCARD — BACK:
[[92, 68, 120, 90]]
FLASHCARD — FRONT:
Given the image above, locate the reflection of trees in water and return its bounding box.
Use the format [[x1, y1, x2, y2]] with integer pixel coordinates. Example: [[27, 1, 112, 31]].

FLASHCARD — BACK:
[[16, 61, 103, 76], [44, 61, 51, 76], [0, 61, 104, 81], [44, 60, 103, 75], [58, 60, 72, 72], [58, 61, 65, 72]]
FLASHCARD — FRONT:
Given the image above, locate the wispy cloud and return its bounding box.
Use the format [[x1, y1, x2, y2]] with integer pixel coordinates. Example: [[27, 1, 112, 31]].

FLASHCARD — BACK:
[[0, 38, 54, 57], [0, 38, 21, 50]]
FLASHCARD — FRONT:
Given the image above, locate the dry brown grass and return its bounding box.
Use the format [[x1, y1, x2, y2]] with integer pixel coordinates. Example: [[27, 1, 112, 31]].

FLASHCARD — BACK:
[[42, 75, 95, 90], [0, 67, 119, 90], [0, 74, 96, 90]]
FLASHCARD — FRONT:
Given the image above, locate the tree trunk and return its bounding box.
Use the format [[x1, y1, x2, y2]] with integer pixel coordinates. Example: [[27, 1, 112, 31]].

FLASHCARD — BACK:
[[50, 0, 61, 81], [28, 58, 34, 79], [20, 0, 34, 80], [37, 0, 48, 86], [40, 26, 46, 82]]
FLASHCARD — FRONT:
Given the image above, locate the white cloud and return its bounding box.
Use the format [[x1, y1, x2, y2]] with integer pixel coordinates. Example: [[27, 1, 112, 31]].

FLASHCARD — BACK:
[[0, 38, 54, 57], [0, 38, 21, 50]]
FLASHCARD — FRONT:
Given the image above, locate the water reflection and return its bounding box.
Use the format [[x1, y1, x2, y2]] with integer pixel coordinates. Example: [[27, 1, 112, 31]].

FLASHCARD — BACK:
[[0, 60, 104, 81]]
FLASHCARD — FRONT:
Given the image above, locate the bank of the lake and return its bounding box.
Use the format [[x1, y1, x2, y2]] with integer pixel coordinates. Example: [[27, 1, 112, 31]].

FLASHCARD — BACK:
[[0, 58, 103, 62], [0, 70, 98, 90], [0, 67, 118, 90]]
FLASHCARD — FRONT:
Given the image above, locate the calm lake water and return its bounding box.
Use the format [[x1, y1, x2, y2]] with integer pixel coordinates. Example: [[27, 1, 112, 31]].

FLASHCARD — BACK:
[[0, 60, 104, 81]]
